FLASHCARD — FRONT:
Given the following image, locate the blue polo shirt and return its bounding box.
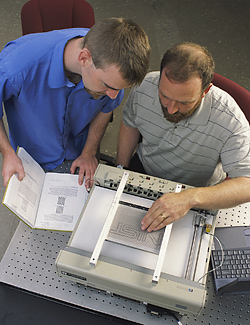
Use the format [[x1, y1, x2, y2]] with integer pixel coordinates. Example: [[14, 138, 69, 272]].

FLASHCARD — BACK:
[[0, 29, 124, 170]]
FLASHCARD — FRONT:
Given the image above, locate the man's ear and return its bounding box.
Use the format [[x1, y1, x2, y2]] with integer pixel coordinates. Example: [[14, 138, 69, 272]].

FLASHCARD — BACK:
[[201, 83, 212, 98], [78, 48, 93, 68]]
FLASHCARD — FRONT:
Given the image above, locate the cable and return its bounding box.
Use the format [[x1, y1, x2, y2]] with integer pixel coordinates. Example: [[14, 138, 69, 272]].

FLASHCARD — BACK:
[[85, 178, 100, 186], [172, 314, 183, 325], [84, 178, 101, 192], [165, 309, 183, 325], [196, 232, 225, 283]]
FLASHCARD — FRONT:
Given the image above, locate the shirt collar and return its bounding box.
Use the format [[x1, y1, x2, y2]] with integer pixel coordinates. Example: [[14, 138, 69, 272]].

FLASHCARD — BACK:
[[48, 38, 81, 88], [185, 90, 212, 126]]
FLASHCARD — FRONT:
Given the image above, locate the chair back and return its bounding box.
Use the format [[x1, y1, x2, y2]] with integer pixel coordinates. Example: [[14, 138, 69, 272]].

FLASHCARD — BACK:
[[212, 72, 250, 123], [21, 0, 95, 35]]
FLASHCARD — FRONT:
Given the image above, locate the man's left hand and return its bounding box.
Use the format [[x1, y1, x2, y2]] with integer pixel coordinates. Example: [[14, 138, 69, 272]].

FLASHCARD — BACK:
[[141, 190, 193, 232], [70, 153, 98, 189]]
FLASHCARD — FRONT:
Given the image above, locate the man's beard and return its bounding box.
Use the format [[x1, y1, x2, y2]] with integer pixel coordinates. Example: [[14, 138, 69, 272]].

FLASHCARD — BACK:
[[160, 98, 202, 123]]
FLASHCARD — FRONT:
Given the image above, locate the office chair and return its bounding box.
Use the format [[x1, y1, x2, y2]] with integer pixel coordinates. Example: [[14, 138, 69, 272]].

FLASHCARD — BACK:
[[21, 0, 95, 35], [212, 72, 250, 123], [211, 73, 250, 180]]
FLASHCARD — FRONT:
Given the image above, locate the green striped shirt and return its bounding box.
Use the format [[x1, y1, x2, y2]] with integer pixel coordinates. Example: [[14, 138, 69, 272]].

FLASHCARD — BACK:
[[122, 72, 250, 187]]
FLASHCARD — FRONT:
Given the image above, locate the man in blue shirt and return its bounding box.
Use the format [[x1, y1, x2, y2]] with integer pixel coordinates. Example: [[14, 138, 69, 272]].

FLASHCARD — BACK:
[[0, 18, 150, 188]]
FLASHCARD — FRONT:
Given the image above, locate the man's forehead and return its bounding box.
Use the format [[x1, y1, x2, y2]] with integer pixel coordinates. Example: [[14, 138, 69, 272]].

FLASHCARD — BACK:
[[99, 65, 130, 89], [159, 73, 203, 102]]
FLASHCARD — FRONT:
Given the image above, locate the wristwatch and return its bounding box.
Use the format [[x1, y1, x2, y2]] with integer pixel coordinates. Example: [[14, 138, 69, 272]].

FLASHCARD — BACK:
[[116, 164, 124, 169]]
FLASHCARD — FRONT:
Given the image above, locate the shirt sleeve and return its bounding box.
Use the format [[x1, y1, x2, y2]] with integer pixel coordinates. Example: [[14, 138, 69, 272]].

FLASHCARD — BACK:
[[122, 86, 138, 128], [0, 63, 21, 119], [221, 121, 250, 178]]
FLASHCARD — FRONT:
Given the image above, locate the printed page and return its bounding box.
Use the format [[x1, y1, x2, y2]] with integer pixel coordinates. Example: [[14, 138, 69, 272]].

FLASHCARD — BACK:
[[35, 173, 88, 231], [2, 147, 45, 227]]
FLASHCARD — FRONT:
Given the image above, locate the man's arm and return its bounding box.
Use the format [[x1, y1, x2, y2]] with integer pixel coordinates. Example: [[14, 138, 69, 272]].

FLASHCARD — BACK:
[[70, 111, 112, 187], [141, 177, 250, 232], [116, 121, 140, 167], [0, 119, 25, 186]]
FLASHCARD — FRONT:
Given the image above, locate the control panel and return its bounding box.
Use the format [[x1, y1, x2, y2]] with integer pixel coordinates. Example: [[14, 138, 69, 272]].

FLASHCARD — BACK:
[[94, 164, 193, 201]]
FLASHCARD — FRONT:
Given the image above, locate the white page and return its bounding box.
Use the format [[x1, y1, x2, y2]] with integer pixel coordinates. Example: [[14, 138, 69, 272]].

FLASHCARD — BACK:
[[2, 147, 45, 227], [35, 173, 88, 231]]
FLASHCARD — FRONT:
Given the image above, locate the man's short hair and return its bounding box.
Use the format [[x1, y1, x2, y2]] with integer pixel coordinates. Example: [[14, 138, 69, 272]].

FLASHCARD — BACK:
[[160, 42, 215, 91], [83, 18, 151, 86]]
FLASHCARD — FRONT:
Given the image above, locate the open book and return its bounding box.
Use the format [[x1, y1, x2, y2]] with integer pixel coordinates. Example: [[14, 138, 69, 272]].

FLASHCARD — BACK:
[[2, 147, 88, 231]]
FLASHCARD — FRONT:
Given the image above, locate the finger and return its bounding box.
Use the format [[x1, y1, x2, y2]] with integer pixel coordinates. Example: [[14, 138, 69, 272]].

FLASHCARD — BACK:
[[88, 171, 95, 189], [154, 217, 171, 231], [141, 211, 155, 230], [84, 179, 90, 190], [70, 162, 77, 174], [142, 212, 166, 232], [84, 175, 93, 190], [154, 214, 178, 231], [83, 168, 93, 189], [78, 168, 86, 186], [141, 201, 160, 225], [148, 213, 168, 232], [17, 168, 25, 181]]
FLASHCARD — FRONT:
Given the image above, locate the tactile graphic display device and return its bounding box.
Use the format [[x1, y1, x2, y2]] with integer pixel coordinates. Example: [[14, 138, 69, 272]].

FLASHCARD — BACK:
[[56, 164, 217, 316]]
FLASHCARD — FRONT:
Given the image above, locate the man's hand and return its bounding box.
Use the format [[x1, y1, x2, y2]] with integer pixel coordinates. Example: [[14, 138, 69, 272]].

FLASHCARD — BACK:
[[0, 119, 25, 186], [141, 177, 250, 232], [141, 190, 193, 232], [2, 151, 25, 187], [70, 111, 112, 189], [70, 152, 98, 189]]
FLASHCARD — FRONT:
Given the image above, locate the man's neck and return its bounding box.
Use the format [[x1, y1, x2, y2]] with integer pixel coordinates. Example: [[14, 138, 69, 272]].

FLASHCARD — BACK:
[[63, 37, 83, 76], [64, 70, 82, 85]]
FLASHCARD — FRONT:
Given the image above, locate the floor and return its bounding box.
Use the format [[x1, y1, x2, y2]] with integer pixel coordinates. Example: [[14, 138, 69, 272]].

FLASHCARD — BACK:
[[0, 0, 249, 324]]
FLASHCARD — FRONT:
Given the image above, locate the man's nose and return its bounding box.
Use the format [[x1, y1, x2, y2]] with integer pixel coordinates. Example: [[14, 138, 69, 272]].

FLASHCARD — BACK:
[[106, 89, 120, 99], [167, 100, 179, 114]]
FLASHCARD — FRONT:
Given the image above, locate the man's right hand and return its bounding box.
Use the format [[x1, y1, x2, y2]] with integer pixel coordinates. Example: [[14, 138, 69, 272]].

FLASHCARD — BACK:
[[2, 151, 25, 187]]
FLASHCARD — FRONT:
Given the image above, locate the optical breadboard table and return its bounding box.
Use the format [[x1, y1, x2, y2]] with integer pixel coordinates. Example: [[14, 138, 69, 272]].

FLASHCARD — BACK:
[[0, 204, 249, 325], [0, 162, 249, 324]]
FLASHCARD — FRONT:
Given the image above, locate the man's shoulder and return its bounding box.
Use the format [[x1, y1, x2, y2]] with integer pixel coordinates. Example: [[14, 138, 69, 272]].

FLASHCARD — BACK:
[[210, 85, 238, 106], [0, 28, 89, 76], [209, 85, 242, 114], [143, 71, 160, 86], [1, 28, 89, 56], [209, 85, 248, 126], [135, 71, 159, 94]]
